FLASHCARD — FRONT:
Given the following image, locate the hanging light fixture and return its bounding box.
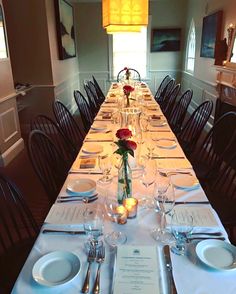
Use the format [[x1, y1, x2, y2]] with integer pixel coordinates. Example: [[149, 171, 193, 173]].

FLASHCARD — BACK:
[[102, 0, 148, 34]]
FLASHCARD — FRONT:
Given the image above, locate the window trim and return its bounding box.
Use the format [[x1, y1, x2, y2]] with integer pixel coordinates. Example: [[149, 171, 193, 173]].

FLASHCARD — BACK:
[[185, 19, 196, 74], [108, 16, 151, 81]]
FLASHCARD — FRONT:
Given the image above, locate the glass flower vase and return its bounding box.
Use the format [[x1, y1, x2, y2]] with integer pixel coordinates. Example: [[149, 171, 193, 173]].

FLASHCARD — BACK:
[[117, 154, 132, 204]]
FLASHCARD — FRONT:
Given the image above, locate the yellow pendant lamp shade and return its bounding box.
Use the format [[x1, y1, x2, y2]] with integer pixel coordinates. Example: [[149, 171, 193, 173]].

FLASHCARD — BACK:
[[102, 0, 148, 34]]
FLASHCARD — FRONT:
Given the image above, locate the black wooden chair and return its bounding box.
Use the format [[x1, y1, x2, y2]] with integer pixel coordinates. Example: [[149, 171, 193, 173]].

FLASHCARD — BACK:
[[117, 68, 141, 82], [92, 75, 105, 104], [190, 112, 236, 184], [74, 90, 94, 132], [161, 83, 181, 118], [84, 81, 100, 114], [53, 100, 84, 153], [28, 130, 70, 203], [0, 173, 39, 293], [177, 100, 213, 155], [31, 114, 77, 165], [154, 75, 172, 102], [155, 79, 175, 106], [168, 89, 193, 134], [204, 151, 236, 244]]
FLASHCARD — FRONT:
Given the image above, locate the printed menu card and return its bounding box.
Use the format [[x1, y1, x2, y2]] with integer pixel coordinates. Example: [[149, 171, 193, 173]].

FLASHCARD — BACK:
[[113, 245, 161, 294]]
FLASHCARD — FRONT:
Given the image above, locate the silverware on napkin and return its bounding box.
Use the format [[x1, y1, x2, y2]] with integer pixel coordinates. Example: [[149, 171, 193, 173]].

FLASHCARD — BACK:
[[152, 156, 185, 159], [175, 201, 210, 205], [163, 245, 177, 294], [188, 236, 225, 242], [42, 229, 86, 235], [57, 195, 98, 203]]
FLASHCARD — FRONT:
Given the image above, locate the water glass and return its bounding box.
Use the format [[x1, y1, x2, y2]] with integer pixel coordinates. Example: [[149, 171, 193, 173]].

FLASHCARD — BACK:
[[83, 205, 104, 248], [104, 197, 127, 247], [98, 154, 113, 184], [171, 211, 193, 255]]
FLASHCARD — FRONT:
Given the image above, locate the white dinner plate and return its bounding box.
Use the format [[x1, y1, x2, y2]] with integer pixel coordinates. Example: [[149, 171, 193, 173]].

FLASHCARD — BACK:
[[156, 139, 177, 149], [91, 123, 107, 131], [32, 251, 81, 287], [196, 240, 236, 271], [66, 178, 96, 196], [171, 174, 199, 190], [82, 144, 103, 154]]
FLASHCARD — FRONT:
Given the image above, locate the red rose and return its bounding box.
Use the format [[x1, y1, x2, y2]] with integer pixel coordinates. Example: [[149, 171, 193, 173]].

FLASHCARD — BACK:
[[124, 67, 128, 70], [123, 85, 134, 93], [126, 140, 137, 151], [116, 128, 132, 140]]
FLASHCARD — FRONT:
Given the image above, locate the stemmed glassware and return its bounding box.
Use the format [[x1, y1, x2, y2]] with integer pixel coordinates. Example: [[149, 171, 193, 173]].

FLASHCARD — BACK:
[[83, 205, 104, 248], [139, 157, 157, 208], [151, 173, 175, 243], [104, 196, 127, 247], [98, 154, 113, 184], [171, 211, 193, 255]]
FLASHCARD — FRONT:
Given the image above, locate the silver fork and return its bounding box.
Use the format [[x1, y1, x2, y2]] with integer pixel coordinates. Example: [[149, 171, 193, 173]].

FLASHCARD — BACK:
[[159, 171, 192, 177], [92, 245, 105, 294], [81, 245, 96, 293]]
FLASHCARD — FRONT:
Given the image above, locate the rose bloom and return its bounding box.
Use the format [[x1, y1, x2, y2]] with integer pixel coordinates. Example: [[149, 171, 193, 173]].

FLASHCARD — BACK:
[[116, 128, 132, 140], [124, 67, 128, 70], [123, 85, 134, 93], [126, 140, 137, 151]]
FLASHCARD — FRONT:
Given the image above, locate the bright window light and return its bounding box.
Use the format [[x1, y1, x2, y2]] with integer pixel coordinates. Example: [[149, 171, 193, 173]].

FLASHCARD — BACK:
[[186, 20, 196, 73], [112, 27, 147, 79]]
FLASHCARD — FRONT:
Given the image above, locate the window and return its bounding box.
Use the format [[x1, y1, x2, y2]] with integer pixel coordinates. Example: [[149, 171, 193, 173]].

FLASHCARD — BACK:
[[186, 20, 196, 73], [112, 27, 147, 79]]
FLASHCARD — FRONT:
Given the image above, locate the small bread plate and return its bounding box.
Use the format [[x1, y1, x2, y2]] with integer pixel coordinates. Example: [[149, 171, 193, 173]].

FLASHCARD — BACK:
[[32, 251, 81, 287], [91, 123, 108, 132], [196, 240, 236, 271], [151, 120, 167, 127], [66, 178, 96, 196], [156, 139, 177, 149], [171, 174, 199, 190], [82, 144, 103, 154]]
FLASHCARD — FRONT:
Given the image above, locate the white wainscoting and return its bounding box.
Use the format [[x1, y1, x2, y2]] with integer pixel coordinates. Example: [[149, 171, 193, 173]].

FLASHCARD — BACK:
[[181, 71, 218, 128], [0, 95, 24, 166]]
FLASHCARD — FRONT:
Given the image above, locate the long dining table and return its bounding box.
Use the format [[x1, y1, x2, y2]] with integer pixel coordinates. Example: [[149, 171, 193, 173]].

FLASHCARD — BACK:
[[12, 82, 236, 294]]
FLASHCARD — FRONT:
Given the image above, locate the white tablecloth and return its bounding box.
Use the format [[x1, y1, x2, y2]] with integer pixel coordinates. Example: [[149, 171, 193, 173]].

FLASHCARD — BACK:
[[12, 83, 236, 294]]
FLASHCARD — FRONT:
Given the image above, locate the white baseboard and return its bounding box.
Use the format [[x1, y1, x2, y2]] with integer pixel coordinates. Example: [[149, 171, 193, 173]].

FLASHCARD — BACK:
[[0, 138, 24, 167]]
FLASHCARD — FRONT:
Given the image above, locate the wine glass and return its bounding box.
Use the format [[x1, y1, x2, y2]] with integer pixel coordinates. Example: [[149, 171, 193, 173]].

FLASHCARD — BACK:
[[151, 182, 175, 243], [154, 171, 171, 212], [139, 157, 157, 208], [104, 197, 127, 247], [171, 210, 193, 255], [83, 205, 104, 248], [140, 114, 149, 133], [98, 154, 113, 184], [145, 139, 156, 157]]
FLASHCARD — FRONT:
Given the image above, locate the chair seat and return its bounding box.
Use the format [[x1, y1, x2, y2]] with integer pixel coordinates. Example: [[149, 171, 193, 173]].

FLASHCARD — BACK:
[[0, 238, 36, 293]]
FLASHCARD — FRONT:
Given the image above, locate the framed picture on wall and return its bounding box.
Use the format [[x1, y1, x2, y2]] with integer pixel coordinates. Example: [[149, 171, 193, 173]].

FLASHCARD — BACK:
[[54, 0, 76, 60], [200, 10, 223, 58], [151, 28, 181, 52]]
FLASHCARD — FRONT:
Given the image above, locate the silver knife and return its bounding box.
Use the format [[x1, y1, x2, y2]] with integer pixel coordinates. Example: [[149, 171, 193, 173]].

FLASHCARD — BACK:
[[163, 245, 177, 294], [42, 229, 86, 235], [57, 196, 98, 203], [175, 201, 209, 205], [152, 156, 185, 159]]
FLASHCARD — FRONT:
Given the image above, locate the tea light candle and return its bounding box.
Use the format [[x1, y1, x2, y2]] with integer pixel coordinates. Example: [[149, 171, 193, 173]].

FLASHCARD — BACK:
[[123, 197, 138, 219], [115, 205, 128, 224]]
